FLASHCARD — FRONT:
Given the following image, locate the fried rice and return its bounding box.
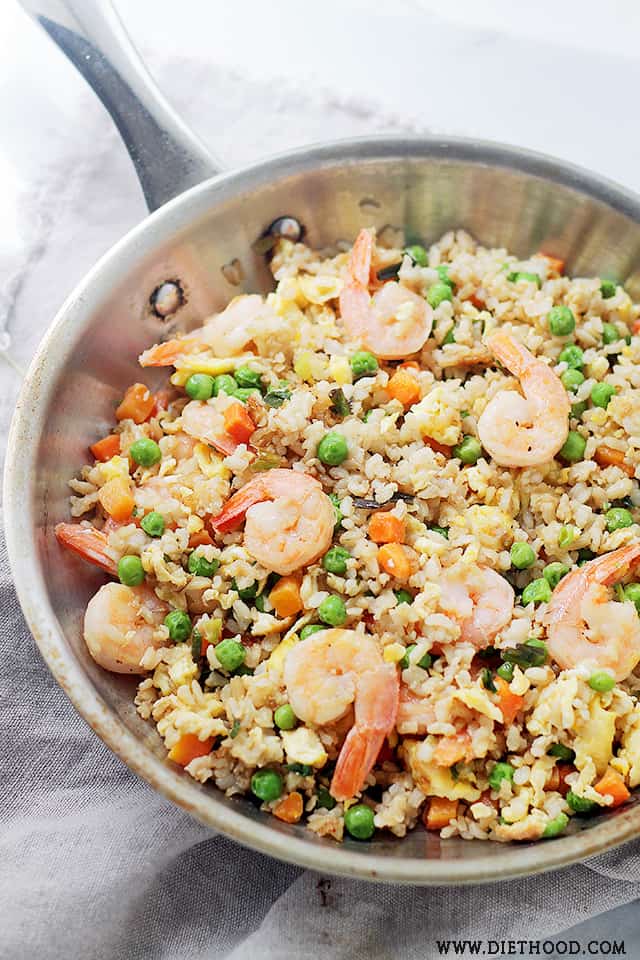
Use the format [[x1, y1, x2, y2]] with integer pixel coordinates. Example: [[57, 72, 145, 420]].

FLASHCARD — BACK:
[[56, 227, 640, 844]]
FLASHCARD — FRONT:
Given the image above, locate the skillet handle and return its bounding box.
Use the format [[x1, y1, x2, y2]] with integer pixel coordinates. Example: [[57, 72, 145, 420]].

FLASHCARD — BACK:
[[19, 0, 221, 211]]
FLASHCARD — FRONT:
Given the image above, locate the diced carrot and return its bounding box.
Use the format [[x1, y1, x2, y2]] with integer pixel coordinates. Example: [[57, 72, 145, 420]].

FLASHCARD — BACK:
[[188, 529, 213, 548], [423, 797, 458, 831], [273, 791, 304, 824], [269, 575, 303, 618], [423, 435, 452, 458], [223, 402, 255, 445], [167, 733, 214, 767], [387, 368, 421, 408], [494, 675, 524, 725], [536, 252, 565, 275], [368, 511, 405, 544], [432, 733, 472, 767], [594, 767, 630, 808], [97, 476, 135, 522], [90, 433, 121, 462], [594, 445, 634, 478], [150, 387, 174, 417], [116, 383, 155, 423], [377, 543, 412, 580], [467, 292, 485, 310]]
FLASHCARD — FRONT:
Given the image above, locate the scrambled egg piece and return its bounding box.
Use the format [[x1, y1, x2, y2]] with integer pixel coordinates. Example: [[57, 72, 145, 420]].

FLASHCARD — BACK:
[[457, 505, 513, 550], [409, 386, 462, 446], [328, 355, 352, 386], [294, 350, 329, 382], [281, 728, 327, 768], [454, 684, 503, 723], [194, 443, 231, 480], [574, 698, 616, 777], [298, 274, 343, 305], [608, 390, 640, 437], [98, 455, 130, 484], [170, 354, 252, 387], [403, 740, 480, 801], [267, 634, 299, 677]]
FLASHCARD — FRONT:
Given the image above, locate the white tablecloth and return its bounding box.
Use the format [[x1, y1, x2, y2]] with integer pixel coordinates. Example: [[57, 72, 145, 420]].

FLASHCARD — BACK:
[[2, 2, 640, 955]]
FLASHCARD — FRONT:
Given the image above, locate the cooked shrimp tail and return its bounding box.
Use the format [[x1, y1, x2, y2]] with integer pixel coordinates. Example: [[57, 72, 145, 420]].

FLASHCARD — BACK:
[[545, 544, 640, 680], [139, 337, 201, 367], [55, 522, 117, 575], [330, 663, 399, 801]]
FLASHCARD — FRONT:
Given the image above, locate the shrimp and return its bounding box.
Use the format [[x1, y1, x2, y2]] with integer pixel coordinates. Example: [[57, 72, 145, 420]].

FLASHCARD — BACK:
[[55, 522, 117, 575], [338, 229, 434, 359], [396, 687, 436, 735], [283, 629, 399, 800], [439, 565, 515, 648], [544, 544, 640, 680], [180, 400, 242, 457], [84, 582, 169, 674], [477, 330, 570, 467], [209, 468, 334, 575], [139, 295, 275, 366]]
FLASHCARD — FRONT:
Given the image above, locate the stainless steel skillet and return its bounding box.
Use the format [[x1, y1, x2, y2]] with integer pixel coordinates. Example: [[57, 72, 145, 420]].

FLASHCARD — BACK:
[[6, 0, 640, 884]]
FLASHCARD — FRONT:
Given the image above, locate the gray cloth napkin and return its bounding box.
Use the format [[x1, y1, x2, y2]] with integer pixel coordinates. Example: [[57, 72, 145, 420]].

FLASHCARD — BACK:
[[4, 16, 640, 957]]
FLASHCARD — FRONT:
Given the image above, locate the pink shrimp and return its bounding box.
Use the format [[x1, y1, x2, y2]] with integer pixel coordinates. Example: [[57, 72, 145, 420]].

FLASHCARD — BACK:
[[338, 229, 434, 359], [545, 544, 640, 680], [439, 565, 515, 648], [84, 582, 168, 674], [283, 629, 399, 801], [55, 522, 118, 575], [478, 330, 570, 467], [180, 400, 241, 458], [209, 468, 335, 575], [139, 294, 273, 366], [396, 687, 436, 735]]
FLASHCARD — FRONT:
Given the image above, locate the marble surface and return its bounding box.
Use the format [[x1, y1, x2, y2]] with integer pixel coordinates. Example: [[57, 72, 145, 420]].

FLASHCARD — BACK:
[[2, 0, 640, 948]]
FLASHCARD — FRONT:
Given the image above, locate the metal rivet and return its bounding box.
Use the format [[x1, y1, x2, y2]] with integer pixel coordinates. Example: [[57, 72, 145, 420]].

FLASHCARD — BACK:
[[359, 197, 381, 214], [253, 215, 304, 255], [150, 280, 184, 317]]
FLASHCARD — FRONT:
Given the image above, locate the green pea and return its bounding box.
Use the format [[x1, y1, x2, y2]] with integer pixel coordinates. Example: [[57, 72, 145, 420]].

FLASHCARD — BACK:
[[605, 507, 634, 532], [600, 280, 617, 299], [329, 493, 343, 530], [344, 803, 375, 840], [542, 812, 569, 838], [602, 322, 621, 345], [234, 387, 261, 403], [185, 373, 215, 401], [350, 351, 379, 379], [442, 326, 456, 345], [318, 595, 347, 627], [521, 578, 552, 606], [129, 437, 161, 468], [232, 579, 258, 602], [507, 271, 541, 287], [488, 762, 515, 790], [235, 366, 263, 390], [427, 282, 453, 309], [452, 436, 482, 465], [588, 671, 616, 693], [571, 400, 587, 419], [558, 525, 575, 549], [117, 555, 145, 587], [212, 374, 238, 397], [548, 743, 575, 762], [561, 368, 585, 393], [322, 546, 350, 576], [317, 431, 348, 466], [140, 511, 165, 537], [566, 791, 598, 814], [405, 244, 429, 267], [400, 645, 431, 670], [543, 562, 570, 589], [214, 637, 246, 672], [250, 769, 283, 803], [623, 582, 640, 613], [394, 589, 413, 605], [591, 382, 616, 409], [274, 704, 297, 730], [558, 344, 584, 369], [496, 662, 514, 682], [510, 542, 536, 570], [299, 624, 325, 640], [316, 787, 336, 810], [436, 264, 454, 288], [558, 430, 587, 463], [188, 552, 220, 578], [548, 305, 576, 336], [164, 609, 192, 643]]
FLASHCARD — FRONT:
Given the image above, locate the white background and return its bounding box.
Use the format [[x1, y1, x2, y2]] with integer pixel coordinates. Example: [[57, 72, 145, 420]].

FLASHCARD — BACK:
[[2, 0, 640, 943]]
